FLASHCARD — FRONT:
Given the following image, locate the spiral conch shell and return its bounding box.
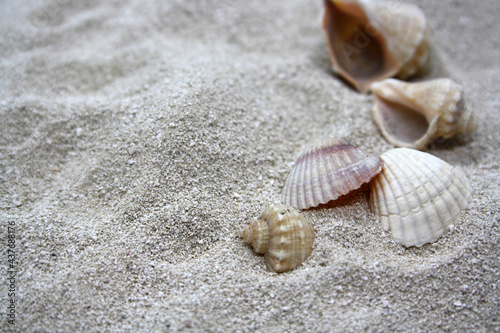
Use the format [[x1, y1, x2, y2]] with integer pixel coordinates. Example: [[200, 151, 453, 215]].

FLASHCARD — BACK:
[[371, 78, 478, 150], [322, 0, 431, 93], [241, 204, 315, 273], [282, 138, 383, 210], [370, 148, 473, 247]]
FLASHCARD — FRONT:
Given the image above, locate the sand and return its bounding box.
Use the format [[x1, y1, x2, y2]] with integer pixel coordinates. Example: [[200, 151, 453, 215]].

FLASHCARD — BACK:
[[0, 0, 499, 331]]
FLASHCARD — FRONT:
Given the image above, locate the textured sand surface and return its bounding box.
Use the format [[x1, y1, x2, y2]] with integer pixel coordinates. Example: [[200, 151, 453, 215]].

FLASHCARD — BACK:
[[1, 0, 499, 331]]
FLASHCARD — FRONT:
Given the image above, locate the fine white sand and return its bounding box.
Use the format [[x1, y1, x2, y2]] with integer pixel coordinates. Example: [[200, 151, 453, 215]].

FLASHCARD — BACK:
[[1, 0, 499, 331]]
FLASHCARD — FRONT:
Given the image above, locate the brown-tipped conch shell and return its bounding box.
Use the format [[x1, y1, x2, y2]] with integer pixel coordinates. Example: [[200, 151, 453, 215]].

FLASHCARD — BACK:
[[322, 0, 431, 93], [282, 138, 383, 210], [371, 78, 478, 150], [241, 204, 315, 273], [370, 148, 473, 247]]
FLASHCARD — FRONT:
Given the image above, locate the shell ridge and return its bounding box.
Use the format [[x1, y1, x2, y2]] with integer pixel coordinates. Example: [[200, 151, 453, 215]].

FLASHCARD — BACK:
[[304, 149, 316, 208], [371, 153, 394, 219], [407, 152, 467, 233], [397, 150, 448, 246], [290, 157, 303, 208], [297, 152, 309, 209], [267, 210, 312, 272], [323, 149, 338, 204], [348, 159, 366, 193], [376, 171, 391, 231], [291, 161, 302, 208], [457, 106, 478, 134], [379, 152, 409, 241], [295, 151, 306, 209], [369, 174, 379, 217], [360, 154, 384, 182], [317, 148, 332, 204], [343, 148, 360, 193], [392, 152, 429, 245], [371, 169, 390, 230], [443, 168, 473, 216], [329, 152, 348, 197], [291, 219, 302, 268], [384, 150, 425, 245], [312, 149, 326, 206], [393, 152, 448, 216], [266, 213, 287, 271], [406, 153, 459, 231], [328, 143, 354, 199], [306, 145, 321, 208], [450, 168, 474, 206], [423, 173, 455, 234], [327, 147, 379, 199], [329, 144, 346, 196], [303, 150, 316, 208], [344, 154, 380, 194], [435, 82, 463, 138]]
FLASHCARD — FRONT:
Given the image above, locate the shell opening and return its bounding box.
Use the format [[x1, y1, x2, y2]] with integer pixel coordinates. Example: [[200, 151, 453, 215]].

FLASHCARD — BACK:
[[323, 0, 397, 92], [375, 97, 429, 144]]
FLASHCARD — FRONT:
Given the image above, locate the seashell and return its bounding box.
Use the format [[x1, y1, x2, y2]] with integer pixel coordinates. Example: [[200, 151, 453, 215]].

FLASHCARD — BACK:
[[241, 204, 315, 273], [370, 148, 473, 247], [282, 138, 383, 210], [322, 0, 431, 93], [371, 78, 478, 150]]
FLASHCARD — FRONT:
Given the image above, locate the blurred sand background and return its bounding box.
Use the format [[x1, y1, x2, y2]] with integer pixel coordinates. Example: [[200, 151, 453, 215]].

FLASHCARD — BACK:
[[0, 0, 499, 331]]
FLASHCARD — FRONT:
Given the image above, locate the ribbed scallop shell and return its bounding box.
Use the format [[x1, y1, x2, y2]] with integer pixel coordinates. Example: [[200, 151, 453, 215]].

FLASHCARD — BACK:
[[322, 0, 431, 93], [282, 138, 383, 209], [370, 148, 473, 247], [241, 204, 315, 273], [371, 78, 478, 150]]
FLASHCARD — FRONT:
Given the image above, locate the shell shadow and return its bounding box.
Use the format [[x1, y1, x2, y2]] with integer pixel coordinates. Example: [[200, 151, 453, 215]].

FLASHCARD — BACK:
[[307, 182, 371, 211], [427, 134, 474, 152], [309, 37, 331, 73], [411, 47, 452, 82]]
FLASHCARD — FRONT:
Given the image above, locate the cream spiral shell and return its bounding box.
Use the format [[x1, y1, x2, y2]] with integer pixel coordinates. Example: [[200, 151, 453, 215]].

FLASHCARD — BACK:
[[241, 204, 315, 273]]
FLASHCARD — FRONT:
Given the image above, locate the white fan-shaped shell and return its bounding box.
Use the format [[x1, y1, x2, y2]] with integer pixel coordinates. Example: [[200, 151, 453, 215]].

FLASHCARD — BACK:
[[370, 148, 473, 247], [322, 0, 431, 93], [371, 78, 478, 150], [282, 138, 383, 209]]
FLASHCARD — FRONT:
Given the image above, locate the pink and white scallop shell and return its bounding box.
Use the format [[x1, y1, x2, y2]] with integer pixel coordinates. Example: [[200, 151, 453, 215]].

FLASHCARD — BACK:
[[282, 138, 383, 209]]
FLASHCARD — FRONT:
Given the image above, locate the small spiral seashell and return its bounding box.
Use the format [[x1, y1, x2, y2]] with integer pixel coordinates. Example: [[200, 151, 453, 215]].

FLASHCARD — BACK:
[[371, 78, 478, 150], [322, 0, 431, 93], [282, 138, 383, 209], [370, 148, 473, 247], [241, 204, 315, 273]]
